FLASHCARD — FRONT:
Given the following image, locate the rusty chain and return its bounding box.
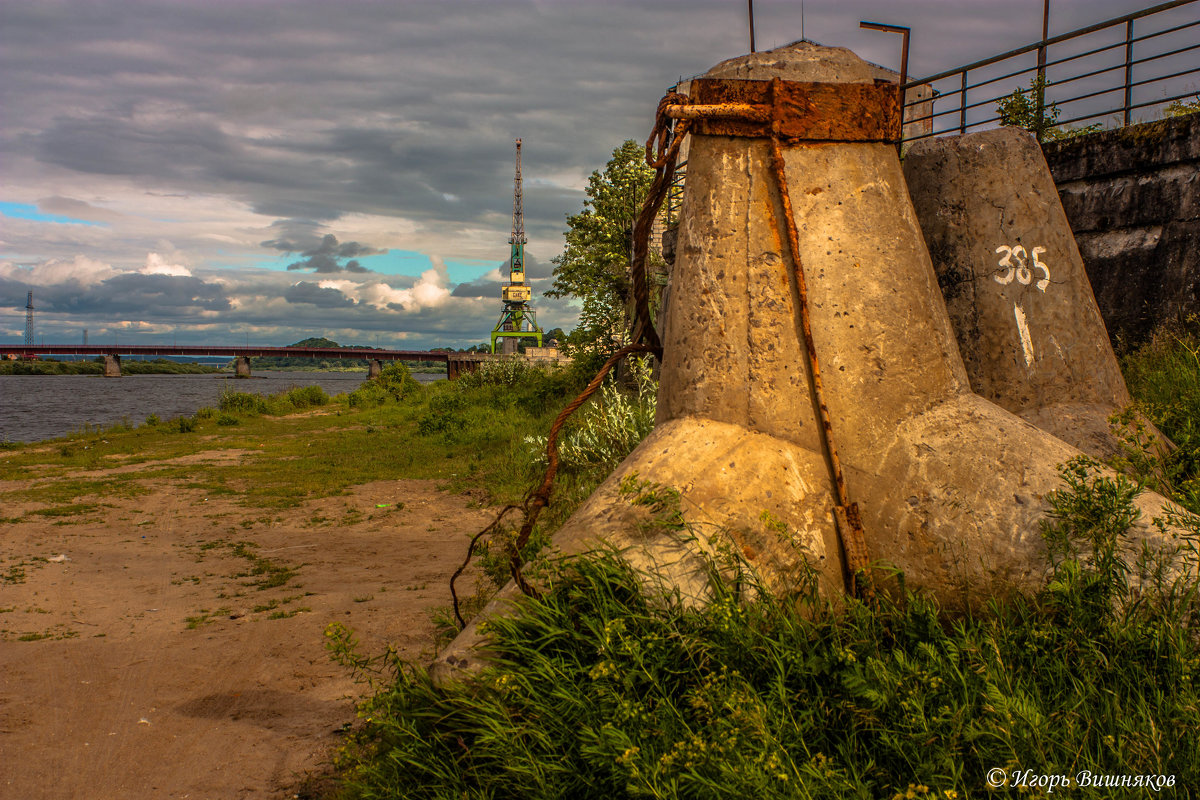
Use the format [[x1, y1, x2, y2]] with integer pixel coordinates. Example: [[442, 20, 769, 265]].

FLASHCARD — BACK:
[[449, 94, 689, 625]]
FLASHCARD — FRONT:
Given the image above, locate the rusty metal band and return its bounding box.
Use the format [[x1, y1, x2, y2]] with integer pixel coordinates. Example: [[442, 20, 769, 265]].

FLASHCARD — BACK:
[[666, 77, 901, 144]]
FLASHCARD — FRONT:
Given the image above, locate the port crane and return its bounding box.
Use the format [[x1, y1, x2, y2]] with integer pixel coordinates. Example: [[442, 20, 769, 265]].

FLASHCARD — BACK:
[[490, 138, 543, 354]]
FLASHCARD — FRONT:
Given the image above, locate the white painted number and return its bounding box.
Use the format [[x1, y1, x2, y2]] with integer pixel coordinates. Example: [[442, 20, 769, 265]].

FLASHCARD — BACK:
[[1031, 246, 1050, 291], [993, 244, 1051, 292]]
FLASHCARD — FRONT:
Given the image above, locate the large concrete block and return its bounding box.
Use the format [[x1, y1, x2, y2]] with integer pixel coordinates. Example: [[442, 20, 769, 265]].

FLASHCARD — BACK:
[[902, 128, 1165, 460], [432, 42, 1191, 681]]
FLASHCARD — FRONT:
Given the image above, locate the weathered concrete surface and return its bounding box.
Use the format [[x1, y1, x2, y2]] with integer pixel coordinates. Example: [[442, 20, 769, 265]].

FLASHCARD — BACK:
[[432, 42, 1192, 682], [903, 128, 1160, 460], [1042, 113, 1200, 346], [103, 353, 121, 377], [367, 358, 382, 379], [234, 355, 252, 378]]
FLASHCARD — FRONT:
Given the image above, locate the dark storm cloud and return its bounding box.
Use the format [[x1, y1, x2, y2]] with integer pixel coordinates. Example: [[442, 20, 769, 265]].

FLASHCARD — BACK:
[[450, 279, 502, 299], [261, 233, 385, 274], [0, 272, 229, 319], [285, 281, 357, 308], [4, 0, 1161, 257], [4, 0, 1165, 216], [1, 0, 1164, 349]]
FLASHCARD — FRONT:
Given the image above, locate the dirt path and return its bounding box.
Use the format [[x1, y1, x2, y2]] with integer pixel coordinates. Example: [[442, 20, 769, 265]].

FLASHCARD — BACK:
[[0, 472, 492, 799]]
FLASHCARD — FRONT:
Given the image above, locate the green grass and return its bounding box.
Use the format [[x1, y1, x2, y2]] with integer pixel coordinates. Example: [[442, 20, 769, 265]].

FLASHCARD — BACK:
[[185, 608, 231, 629], [328, 464, 1200, 799], [311, 333, 1200, 799], [0, 361, 601, 515], [1116, 324, 1200, 512], [26, 502, 102, 516], [195, 539, 302, 591]]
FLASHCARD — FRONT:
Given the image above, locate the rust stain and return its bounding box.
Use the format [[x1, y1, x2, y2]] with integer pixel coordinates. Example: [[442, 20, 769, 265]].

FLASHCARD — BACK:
[[665, 78, 902, 144]]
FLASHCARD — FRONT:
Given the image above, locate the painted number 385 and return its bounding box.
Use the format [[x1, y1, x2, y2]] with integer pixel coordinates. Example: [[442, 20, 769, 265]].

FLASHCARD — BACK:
[[994, 245, 1050, 291]]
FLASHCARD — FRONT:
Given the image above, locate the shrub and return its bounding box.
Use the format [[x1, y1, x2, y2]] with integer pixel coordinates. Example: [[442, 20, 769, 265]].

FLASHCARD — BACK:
[[378, 363, 420, 400], [276, 384, 329, 411], [144, 414, 160, 427], [348, 381, 388, 408], [416, 392, 468, 436], [194, 407, 216, 420], [176, 416, 197, 433], [218, 388, 269, 415], [216, 414, 239, 426], [524, 356, 657, 477], [1163, 93, 1200, 118], [455, 358, 533, 389], [348, 364, 420, 407]]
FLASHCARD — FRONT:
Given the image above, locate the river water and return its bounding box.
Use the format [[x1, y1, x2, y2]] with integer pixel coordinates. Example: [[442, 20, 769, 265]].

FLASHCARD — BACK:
[[0, 370, 444, 444]]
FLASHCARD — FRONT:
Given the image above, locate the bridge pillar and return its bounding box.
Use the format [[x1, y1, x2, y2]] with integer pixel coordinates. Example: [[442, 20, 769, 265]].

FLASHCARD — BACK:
[[368, 359, 382, 379], [234, 356, 252, 378], [103, 354, 122, 377]]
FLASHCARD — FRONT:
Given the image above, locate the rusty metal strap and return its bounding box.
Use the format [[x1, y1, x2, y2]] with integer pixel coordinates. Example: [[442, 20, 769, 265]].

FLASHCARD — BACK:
[[657, 76, 879, 599], [665, 78, 901, 144], [764, 131, 874, 601]]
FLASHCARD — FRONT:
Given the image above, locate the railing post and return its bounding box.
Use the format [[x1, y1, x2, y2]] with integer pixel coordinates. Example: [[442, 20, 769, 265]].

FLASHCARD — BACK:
[[1036, 0, 1048, 142], [959, 70, 968, 134], [1123, 19, 1134, 126]]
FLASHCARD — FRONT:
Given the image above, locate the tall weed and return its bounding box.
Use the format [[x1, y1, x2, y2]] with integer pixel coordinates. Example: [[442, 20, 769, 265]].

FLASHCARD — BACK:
[[348, 363, 419, 407], [1117, 323, 1200, 511], [524, 355, 656, 478]]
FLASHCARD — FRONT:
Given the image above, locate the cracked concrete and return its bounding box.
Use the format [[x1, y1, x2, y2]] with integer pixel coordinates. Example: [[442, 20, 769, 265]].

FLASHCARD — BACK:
[[903, 127, 1169, 460], [431, 45, 1192, 685]]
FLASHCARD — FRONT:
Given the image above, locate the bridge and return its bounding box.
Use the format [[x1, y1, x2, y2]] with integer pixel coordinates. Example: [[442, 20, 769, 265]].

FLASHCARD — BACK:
[[0, 344, 495, 379]]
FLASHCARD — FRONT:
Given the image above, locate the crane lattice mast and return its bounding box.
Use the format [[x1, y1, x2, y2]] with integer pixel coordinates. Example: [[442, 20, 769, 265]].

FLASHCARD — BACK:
[[491, 138, 543, 354]]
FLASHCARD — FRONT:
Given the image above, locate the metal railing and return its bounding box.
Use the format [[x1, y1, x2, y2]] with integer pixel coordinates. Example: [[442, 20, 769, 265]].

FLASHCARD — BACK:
[[901, 0, 1199, 144]]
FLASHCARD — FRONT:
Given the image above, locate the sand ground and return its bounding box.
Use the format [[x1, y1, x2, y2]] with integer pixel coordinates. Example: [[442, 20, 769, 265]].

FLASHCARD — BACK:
[[0, 456, 492, 800]]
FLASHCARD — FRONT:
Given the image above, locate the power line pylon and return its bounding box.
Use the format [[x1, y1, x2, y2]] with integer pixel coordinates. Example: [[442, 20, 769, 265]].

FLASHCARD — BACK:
[[24, 291, 34, 346], [491, 138, 543, 354]]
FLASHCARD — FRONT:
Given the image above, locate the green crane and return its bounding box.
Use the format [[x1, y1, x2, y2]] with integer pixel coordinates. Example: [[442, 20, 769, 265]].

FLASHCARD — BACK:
[[491, 138, 543, 354]]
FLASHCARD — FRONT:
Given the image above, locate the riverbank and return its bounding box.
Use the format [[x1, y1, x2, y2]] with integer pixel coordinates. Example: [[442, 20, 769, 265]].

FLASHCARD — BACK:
[[0, 358, 219, 376], [0, 363, 592, 798], [0, 370, 391, 444]]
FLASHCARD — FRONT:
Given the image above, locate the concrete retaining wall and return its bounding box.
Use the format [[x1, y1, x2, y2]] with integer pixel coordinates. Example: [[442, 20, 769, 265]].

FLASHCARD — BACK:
[[1042, 112, 1200, 346]]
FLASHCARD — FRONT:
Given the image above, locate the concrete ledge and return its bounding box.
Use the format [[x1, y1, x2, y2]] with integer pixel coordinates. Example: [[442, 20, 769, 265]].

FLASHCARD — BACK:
[[1043, 113, 1200, 183]]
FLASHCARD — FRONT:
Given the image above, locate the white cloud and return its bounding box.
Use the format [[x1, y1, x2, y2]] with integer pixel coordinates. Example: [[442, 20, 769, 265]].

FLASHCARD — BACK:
[[314, 265, 451, 312], [141, 252, 192, 277], [0, 254, 119, 287]]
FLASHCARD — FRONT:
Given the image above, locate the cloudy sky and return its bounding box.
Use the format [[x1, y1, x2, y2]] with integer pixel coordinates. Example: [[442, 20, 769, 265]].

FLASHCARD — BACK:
[[1, 0, 1189, 349]]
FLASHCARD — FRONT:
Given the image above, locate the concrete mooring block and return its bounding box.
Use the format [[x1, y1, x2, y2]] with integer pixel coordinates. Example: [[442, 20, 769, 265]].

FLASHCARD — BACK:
[[433, 42, 1193, 681], [903, 128, 1169, 460]]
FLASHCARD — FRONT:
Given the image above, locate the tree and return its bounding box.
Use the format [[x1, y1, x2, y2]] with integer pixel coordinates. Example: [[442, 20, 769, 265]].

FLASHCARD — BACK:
[[996, 75, 1101, 142], [997, 74, 1061, 141], [546, 140, 656, 355]]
